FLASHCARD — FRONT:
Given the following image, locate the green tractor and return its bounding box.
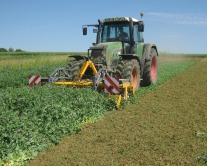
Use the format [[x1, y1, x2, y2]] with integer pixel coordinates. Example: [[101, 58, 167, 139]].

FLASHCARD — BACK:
[[66, 14, 158, 92]]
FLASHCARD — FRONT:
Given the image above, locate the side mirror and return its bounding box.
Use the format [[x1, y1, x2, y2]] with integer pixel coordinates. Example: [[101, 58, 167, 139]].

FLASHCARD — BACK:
[[83, 27, 87, 35], [138, 21, 144, 32]]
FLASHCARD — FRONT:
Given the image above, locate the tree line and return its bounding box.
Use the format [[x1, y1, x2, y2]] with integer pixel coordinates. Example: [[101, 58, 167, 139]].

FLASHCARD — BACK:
[[0, 47, 25, 52]]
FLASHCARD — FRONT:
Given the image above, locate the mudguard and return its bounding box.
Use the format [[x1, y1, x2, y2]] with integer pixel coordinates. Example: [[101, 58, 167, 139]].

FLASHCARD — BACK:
[[70, 55, 89, 61], [142, 43, 158, 60]]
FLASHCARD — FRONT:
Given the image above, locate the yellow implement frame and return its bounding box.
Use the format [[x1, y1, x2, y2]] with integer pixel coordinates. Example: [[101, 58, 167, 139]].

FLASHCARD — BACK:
[[76, 60, 98, 80], [54, 60, 135, 109]]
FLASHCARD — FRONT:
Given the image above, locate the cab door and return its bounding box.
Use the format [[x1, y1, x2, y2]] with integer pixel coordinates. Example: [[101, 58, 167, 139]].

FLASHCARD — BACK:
[[133, 23, 144, 58]]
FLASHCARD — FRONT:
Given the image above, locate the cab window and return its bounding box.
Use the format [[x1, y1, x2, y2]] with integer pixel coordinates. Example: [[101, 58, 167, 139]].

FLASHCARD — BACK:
[[101, 22, 130, 43], [133, 24, 139, 42]]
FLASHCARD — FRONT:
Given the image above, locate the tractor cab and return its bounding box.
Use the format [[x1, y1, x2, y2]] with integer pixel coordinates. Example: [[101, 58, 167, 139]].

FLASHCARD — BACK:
[[83, 17, 145, 70], [100, 17, 144, 45], [83, 17, 144, 44]]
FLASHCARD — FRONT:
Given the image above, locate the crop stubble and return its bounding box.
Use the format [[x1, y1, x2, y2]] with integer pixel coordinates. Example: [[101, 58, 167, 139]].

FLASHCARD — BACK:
[[28, 58, 207, 166]]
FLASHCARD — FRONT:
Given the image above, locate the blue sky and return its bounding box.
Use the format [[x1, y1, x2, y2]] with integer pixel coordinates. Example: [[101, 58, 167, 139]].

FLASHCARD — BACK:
[[1, 0, 207, 54]]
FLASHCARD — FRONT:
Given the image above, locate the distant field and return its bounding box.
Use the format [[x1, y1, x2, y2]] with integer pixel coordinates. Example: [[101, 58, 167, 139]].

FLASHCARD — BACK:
[[1, 51, 207, 68], [158, 52, 207, 58], [0, 52, 86, 57], [0, 52, 86, 68]]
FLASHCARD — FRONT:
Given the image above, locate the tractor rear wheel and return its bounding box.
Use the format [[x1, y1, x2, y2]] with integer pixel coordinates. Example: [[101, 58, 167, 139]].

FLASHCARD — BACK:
[[67, 59, 86, 81], [116, 59, 140, 91], [141, 48, 158, 86]]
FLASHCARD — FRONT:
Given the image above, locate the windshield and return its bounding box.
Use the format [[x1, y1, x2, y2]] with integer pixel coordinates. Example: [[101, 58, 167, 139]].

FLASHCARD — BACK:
[[100, 22, 130, 43]]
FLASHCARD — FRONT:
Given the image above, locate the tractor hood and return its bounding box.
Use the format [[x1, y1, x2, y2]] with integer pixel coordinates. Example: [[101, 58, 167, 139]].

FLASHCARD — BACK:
[[89, 42, 122, 67]]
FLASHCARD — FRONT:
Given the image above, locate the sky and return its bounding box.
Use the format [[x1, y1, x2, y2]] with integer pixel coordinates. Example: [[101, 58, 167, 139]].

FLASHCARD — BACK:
[[1, 0, 207, 54]]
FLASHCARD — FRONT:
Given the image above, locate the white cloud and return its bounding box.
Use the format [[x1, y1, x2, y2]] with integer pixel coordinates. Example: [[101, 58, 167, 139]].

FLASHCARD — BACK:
[[146, 12, 207, 26]]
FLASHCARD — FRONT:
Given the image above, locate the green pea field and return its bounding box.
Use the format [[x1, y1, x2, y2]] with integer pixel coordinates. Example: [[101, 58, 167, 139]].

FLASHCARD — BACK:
[[0, 52, 207, 165]]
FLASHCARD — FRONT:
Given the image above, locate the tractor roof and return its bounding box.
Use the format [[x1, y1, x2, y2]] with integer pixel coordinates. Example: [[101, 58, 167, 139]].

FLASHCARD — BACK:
[[103, 17, 139, 23]]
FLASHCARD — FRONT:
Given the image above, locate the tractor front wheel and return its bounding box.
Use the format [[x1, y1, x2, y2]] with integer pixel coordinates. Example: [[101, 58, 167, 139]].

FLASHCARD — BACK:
[[116, 59, 140, 91]]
